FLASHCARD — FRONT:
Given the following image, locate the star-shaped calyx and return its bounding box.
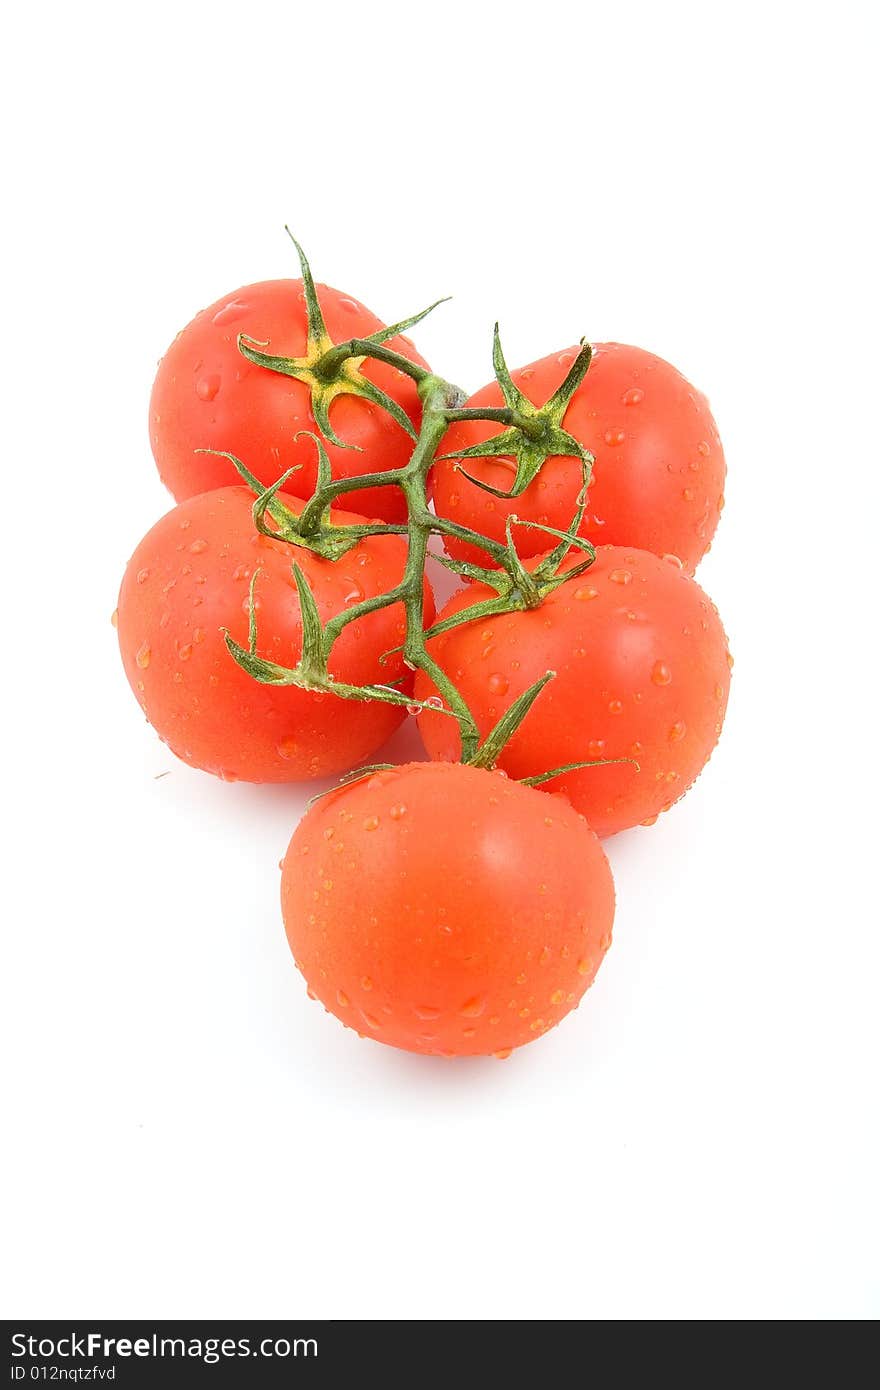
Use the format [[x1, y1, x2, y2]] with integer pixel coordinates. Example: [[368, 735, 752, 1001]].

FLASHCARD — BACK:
[[236, 229, 445, 449], [439, 326, 594, 497]]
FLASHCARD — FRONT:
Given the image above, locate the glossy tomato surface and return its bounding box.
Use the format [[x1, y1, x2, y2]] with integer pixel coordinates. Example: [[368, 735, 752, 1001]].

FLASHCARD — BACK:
[[150, 279, 430, 522], [416, 547, 731, 836], [281, 762, 615, 1057], [117, 487, 432, 781], [432, 342, 725, 573]]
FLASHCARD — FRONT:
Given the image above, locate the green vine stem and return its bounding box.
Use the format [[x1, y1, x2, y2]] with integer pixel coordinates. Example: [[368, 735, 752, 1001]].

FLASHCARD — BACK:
[[219, 237, 626, 779]]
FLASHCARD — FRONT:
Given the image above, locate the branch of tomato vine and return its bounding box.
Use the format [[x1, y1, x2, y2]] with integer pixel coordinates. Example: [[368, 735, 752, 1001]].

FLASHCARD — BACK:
[[215, 237, 631, 778]]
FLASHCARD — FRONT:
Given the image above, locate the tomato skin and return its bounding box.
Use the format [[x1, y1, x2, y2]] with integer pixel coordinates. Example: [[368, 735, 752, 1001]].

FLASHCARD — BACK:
[[116, 487, 433, 782], [432, 342, 725, 574], [281, 762, 615, 1057], [415, 547, 730, 837], [149, 279, 431, 523]]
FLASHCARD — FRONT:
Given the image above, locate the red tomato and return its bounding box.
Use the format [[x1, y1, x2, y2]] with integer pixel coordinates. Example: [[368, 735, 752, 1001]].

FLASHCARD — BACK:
[[116, 487, 433, 782], [432, 342, 725, 574], [149, 280, 430, 522], [281, 762, 615, 1057], [415, 547, 731, 837]]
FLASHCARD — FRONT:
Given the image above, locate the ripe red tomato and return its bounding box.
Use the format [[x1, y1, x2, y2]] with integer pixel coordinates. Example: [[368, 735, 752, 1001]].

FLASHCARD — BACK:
[[149, 279, 430, 523], [116, 486, 433, 782], [281, 762, 615, 1057], [415, 546, 731, 837], [432, 342, 725, 574]]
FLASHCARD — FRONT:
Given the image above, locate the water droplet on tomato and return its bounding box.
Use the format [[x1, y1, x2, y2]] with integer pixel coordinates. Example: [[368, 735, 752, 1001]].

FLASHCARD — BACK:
[[189, 538, 208, 555], [603, 428, 625, 447], [663, 553, 683, 569], [338, 297, 362, 314], [609, 568, 632, 585], [195, 374, 221, 402], [651, 661, 672, 686], [363, 815, 380, 831], [110, 608, 118, 628], [622, 387, 644, 406], [488, 673, 509, 696], [727, 650, 735, 670], [343, 580, 364, 604], [587, 739, 606, 759], [608, 699, 623, 715], [177, 642, 192, 662], [136, 567, 150, 585], [336, 989, 350, 1008], [415, 1005, 441, 1021], [575, 586, 599, 601], [669, 721, 686, 742], [277, 736, 299, 759], [697, 440, 711, 456], [494, 1049, 512, 1060], [460, 997, 485, 1019], [212, 300, 249, 327], [135, 642, 151, 669], [640, 815, 658, 827]]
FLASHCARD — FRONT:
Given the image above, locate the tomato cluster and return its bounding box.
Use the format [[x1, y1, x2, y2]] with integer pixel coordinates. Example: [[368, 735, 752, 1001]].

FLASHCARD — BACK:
[[117, 241, 731, 1061]]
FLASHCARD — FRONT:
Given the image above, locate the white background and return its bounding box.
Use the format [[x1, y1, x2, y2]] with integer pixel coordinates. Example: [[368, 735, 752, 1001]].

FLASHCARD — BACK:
[[3, 1, 877, 1321]]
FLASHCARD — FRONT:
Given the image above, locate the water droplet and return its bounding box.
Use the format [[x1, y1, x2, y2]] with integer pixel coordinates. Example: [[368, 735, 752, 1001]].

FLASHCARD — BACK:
[[494, 1049, 512, 1060], [338, 297, 362, 314], [529, 1018, 546, 1032], [727, 650, 735, 670], [195, 374, 221, 402], [193, 627, 205, 644], [575, 586, 599, 601], [556, 350, 577, 367], [424, 695, 444, 711], [640, 815, 658, 827], [212, 299, 249, 327], [488, 673, 509, 696], [180, 519, 192, 531], [336, 989, 350, 1008], [651, 661, 672, 686], [176, 642, 192, 662], [136, 567, 150, 585], [415, 1005, 441, 1021], [587, 739, 605, 759], [389, 804, 407, 820], [323, 827, 335, 840], [538, 946, 551, 964], [406, 702, 421, 717], [361, 1012, 381, 1030], [135, 642, 151, 669], [110, 608, 118, 628], [663, 553, 683, 569], [550, 989, 564, 1004], [714, 683, 724, 700], [697, 440, 711, 456], [630, 741, 644, 757], [232, 563, 249, 582], [609, 568, 632, 585], [622, 387, 644, 406], [363, 815, 379, 831], [518, 1007, 530, 1019], [361, 976, 373, 991], [189, 538, 208, 554], [669, 721, 686, 742], [277, 737, 299, 759], [343, 580, 364, 604], [718, 494, 726, 511], [577, 958, 592, 977], [458, 997, 485, 1021], [665, 771, 679, 784], [608, 699, 623, 715], [603, 428, 625, 447]]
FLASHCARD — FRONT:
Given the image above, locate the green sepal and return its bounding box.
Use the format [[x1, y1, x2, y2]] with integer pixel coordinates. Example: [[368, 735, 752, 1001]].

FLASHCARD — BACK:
[[438, 329, 594, 498], [236, 231, 443, 450], [521, 756, 640, 787], [469, 671, 556, 770]]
